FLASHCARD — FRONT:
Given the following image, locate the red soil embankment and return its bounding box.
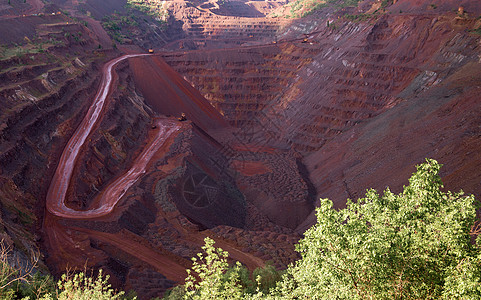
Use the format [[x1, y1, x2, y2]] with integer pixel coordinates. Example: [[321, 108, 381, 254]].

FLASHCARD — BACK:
[[128, 55, 228, 132], [25, 0, 44, 14], [74, 227, 188, 283], [0, 14, 65, 44], [305, 61, 481, 204]]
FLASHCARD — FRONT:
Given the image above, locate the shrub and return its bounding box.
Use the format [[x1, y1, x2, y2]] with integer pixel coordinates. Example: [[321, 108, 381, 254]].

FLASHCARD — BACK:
[[40, 270, 127, 300], [184, 237, 244, 299], [275, 159, 481, 299], [0, 241, 40, 299]]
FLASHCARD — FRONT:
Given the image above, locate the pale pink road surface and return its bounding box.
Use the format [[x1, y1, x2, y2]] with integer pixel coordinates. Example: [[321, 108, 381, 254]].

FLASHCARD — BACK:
[[46, 54, 180, 219]]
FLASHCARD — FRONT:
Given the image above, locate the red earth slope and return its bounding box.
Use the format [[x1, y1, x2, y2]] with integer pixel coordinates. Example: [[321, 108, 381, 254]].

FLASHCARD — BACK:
[[161, 2, 481, 233]]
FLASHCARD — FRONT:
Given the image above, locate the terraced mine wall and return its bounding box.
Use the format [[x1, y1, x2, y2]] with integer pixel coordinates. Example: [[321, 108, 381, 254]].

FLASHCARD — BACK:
[[161, 1, 288, 50], [128, 54, 314, 230], [162, 8, 481, 233], [77, 0, 289, 51], [0, 15, 114, 270]]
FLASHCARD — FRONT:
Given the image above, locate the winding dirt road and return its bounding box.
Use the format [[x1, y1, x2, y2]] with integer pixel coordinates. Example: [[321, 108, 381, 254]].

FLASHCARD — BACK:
[[43, 53, 264, 287], [46, 54, 179, 219]]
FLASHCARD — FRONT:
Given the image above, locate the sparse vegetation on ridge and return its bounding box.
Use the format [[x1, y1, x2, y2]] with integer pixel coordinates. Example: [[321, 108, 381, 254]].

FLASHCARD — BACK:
[[344, 13, 374, 22], [280, 0, 396, 19], [126, 0, 169, 22], [101, 13, 139, 43], [284, 0, 361, 18], [100, 1, 169, 44]]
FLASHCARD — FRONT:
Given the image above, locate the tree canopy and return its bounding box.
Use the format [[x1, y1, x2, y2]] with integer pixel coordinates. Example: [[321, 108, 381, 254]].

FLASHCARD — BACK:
[[181, 159, 481, 299]]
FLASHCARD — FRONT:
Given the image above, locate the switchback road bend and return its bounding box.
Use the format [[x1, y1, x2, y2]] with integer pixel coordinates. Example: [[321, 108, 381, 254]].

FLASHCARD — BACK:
[[46, 54, 180, 219]]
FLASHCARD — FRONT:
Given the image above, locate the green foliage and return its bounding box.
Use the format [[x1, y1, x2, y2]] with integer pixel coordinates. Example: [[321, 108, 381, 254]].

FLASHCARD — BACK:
[[287, 0, 327, 18], [179, 238, 286, 299], [344, 13, 373, 22], [0, 241, 40, 299], [184, 237, 244, 299], [0, 242, 128, 300], [15, 272, 56, 299], [162, 285, 186, 300], [285, 0, 360, 18], [102, 16, 122, 31], [252, 263, 283, 293], [275, 159, 481, 299], [39, 270, 128, 300], [380, 0, 393, 9], [126, 0, 169, 22], [101, 11, 151, 43], [468, 28, 481, 36]]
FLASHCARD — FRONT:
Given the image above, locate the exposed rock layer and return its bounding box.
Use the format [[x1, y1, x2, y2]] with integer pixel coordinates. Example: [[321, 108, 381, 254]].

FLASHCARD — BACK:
[[160, 4, 481, 233]]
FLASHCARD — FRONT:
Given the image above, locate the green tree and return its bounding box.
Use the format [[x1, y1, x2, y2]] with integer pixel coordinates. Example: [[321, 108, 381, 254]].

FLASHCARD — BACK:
[[0, 241, 40, 299], [39, 270, 127, 300], [184, 237, 244, 300], [275, 159, 481, 299], [165, 238, 282, 299]]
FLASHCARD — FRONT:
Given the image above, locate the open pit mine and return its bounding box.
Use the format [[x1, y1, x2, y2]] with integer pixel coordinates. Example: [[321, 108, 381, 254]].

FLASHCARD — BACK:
[[0, 0, 481, 298]]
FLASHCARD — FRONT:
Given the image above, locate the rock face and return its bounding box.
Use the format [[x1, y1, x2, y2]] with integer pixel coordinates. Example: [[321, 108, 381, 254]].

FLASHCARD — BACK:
[[1, 0, 481, 299], [161, 2, 481, 234], [0, 12, 109, 273], [128, 54, 314, 230]]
